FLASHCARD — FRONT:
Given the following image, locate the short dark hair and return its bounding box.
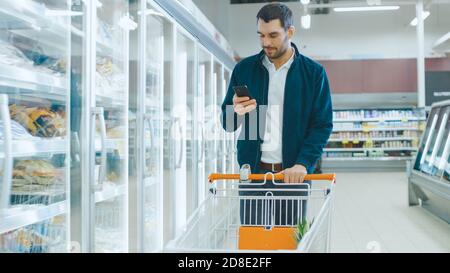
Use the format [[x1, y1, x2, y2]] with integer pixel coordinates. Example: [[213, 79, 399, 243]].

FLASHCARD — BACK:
[[256, 3, 293, 30]]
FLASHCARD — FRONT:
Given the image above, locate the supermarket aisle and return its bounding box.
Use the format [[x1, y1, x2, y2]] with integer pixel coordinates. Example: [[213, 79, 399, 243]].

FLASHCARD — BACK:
[[331, 172, 450, 253]]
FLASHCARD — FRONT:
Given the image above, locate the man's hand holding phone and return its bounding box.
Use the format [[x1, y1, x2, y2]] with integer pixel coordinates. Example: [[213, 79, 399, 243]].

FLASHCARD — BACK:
[[232, 86, 257, 116], [233, 95, 257, 116]]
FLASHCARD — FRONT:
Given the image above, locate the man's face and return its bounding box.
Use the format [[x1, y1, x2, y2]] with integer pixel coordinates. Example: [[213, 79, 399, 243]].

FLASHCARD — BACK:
[[257, 19, 294, 60]]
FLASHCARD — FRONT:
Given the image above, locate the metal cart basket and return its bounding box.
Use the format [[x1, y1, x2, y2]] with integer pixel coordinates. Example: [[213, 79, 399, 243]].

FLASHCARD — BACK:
[[167, 165, 336, 253]]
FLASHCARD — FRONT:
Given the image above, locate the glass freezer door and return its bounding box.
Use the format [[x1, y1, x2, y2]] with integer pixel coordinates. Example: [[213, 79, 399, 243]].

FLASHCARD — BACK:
[[214, 61, 225, 175], [140, 4, 168, 252], [175, 29, 197, 233], [87, 0, 133, 253], [0, 0, 71, 252], [223, 68, 234, 175], [200, 49, 214, 204], [415, 107, 441, 175]]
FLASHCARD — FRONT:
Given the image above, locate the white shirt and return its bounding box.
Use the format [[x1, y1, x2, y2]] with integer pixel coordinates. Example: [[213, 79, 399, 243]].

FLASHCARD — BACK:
[[260, 50, 295, 164]]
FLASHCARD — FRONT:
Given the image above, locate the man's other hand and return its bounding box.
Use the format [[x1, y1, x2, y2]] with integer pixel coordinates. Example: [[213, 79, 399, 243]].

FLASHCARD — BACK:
[[281, 164, 307, 183]]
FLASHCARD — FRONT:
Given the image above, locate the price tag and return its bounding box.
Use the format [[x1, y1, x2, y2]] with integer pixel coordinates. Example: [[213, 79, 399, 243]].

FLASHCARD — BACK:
[[401, 117, 408, 122], [352, 140, 359, 144], [342, 140, 349, 144]]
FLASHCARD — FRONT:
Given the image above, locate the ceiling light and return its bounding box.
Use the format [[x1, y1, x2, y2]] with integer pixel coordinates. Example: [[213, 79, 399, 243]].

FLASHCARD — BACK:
[[301, 14, 311, 29], [334, 6, 400, 12], [300, 0, 310, 4], [410, 11, 430, 26]]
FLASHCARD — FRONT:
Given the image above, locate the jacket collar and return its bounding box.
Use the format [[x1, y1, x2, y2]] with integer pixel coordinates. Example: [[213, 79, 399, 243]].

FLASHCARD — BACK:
[[258, 42, 300, 63]]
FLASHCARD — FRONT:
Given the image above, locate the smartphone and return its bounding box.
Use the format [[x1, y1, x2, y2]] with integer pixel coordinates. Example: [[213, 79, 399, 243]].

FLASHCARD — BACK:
[[233, 85, 253, 99]]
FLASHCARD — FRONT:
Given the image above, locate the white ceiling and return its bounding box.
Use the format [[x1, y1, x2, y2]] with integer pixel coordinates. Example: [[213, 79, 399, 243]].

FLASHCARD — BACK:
[[193, 0, 450, 59]]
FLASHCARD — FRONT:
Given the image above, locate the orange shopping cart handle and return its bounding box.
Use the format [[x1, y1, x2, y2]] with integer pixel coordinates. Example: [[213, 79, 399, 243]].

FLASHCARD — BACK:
[[208, 173, 336, 183]]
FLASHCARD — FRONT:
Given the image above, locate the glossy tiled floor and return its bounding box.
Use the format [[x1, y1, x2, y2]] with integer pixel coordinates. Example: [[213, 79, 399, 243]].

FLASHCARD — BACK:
[[330, 172, 450, 253]]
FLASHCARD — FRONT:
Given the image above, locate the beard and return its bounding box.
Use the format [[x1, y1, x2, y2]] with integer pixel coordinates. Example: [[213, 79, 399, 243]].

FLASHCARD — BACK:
[[264, 36, 290, 60]]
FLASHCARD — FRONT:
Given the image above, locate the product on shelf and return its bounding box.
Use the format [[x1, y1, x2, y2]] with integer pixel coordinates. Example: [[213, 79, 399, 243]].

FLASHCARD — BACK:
[[106, 125, 126, 138], [98, 20, 114, 45], [0, 218, 64, 253], [0, 39, 34, 68], [96, 56, 126, 97], [0, 120, 36, 140], [9, 104, 66, 137], [12, 159, 61, 192], [333, 109, 419, 120], [1, 229, 49, 253], [2, 35, 67, 77]]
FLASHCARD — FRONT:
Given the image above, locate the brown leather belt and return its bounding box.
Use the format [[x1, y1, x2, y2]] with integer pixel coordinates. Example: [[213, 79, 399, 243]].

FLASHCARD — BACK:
[[259, 162, 282, 173]]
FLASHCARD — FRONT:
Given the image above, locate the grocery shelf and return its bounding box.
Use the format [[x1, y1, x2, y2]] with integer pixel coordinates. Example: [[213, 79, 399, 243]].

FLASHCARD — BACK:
[[328, 109, 425, 165], [97, 40, 125, 62], [96, 93, 127, 108], [95, 138, 126, 149], [144, 177, 158, 188], [0, 201, 67, 234], [324, 147, 416, 152], [328, 137, 417, 142], [0, 138, 67, 157], [0, 1, 70, 51], [333, 117, 426, 122], [333, 127, 421, 132], [72, 25, 124, 57], [322, 156, 414, 161], [0, 63, 67, 97], [94, 183, 126, 203]]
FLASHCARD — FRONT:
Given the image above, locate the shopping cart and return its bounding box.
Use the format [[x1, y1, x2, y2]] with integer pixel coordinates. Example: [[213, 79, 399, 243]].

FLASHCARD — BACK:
[[166, 164, 336, 253]]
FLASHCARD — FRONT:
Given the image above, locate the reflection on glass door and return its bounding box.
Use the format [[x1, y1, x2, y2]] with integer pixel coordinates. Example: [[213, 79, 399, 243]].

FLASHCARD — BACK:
[[200, 49, 213, 204], [433, 107, 450, 180], [214, 61, 225, 175], [0, 0, 71, 253], [223, 69, 234, 175], [415, 107, 441, 175], [140, 2, 168, 252], [161, 8, 174, 246], [89, 0, 133, 253], [175, 30, 196, 233]]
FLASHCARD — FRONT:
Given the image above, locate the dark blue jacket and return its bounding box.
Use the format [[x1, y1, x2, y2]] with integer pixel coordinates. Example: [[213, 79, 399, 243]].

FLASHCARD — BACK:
[[221, 43, 333, 174]]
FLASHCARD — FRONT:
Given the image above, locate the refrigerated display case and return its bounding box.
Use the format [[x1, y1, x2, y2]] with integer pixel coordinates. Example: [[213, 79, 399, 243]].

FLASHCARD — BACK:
[[1, 0, 236, 253], [410, 100, 450, 224], [0, 0, 71, 253], [138, 0, 236, 249]]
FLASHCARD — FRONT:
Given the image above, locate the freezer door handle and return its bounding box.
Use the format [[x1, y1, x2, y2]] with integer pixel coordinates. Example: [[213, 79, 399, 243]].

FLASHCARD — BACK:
[[173, 117, 183, 169], [198, 121, 204, 163], [91, 107, 107, 190], [0, 94, 12, 211], [144, 114, 155, 150]]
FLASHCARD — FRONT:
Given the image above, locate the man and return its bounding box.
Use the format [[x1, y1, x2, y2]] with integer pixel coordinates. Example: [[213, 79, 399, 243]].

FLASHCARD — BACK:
[[221, 3, 333, 226]]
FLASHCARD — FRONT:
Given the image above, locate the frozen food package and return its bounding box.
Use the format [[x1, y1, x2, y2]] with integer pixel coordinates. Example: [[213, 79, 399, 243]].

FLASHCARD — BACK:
[[0, 120, 36, 140], [9, 104, 66, 137], [0, 39, 34, 68]]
